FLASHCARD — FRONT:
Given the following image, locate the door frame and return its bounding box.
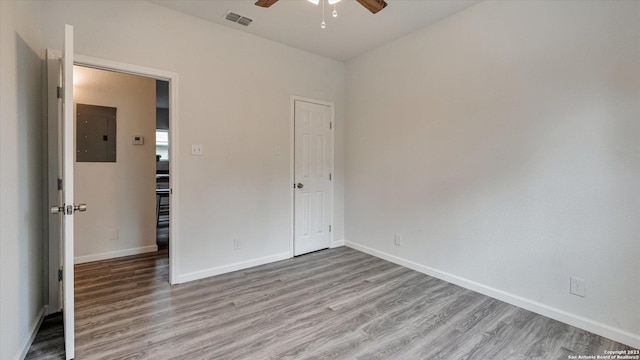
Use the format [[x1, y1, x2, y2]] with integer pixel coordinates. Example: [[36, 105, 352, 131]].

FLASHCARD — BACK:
[[289, 95, 335, 257], [47, 51, 181, 289]]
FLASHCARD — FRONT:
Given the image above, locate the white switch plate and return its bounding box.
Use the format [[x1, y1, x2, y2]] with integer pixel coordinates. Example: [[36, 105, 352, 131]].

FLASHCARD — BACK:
[[394, 234, 402, 246], [570, 277, 586, 297], [191, 144, 203, 156], [132, 136, 144, 145], [109, 228, 118, 240], [233, 239, 241, 250]]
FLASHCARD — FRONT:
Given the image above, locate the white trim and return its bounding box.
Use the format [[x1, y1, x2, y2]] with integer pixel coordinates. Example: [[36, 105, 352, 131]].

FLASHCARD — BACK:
[[167, 72, 180, 286], [14, 306, 46, 360], [74, 54, 178, 83], [345, 240, 640, 349], [175, 252, 291, 284], [290, 95, 336, 257], [74, 245, 158, 264], [289, 99, 295, 258], [47, 50, 180, 285], [330, 240, 345, 248]]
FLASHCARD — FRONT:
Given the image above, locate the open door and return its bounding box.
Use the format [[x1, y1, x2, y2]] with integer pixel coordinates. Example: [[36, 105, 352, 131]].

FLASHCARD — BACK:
[[50, 24, 85, 360]]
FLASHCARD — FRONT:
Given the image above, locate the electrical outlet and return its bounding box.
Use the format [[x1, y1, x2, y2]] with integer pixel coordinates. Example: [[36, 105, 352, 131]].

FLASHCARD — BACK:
[[191, 144, 203, 156], [394, 234, 402, 247], [570, 277, 586, 297], [109, 228, 118, 240], [233, 239, 241, 251]]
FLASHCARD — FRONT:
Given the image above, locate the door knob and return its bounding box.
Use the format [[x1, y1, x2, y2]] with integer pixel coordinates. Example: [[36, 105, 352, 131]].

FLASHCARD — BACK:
[[51, 204, 87, 214], [296, 183, 304, 189], [51, 205, 64, 214]]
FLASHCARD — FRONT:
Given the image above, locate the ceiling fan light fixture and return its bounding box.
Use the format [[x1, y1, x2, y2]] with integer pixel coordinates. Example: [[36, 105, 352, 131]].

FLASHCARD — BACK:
[[257, 0, 387, 31], [256, 0, 388, 15]]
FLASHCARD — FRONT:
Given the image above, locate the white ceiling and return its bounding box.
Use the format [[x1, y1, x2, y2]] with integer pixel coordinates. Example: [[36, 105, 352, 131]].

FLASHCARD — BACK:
[[149, 0, 480, 61]]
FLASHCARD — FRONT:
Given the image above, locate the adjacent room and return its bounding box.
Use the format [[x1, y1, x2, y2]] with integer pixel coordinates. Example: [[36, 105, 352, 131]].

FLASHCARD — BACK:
[[1, 0, 638, 359], [155, 79, 171, 251]]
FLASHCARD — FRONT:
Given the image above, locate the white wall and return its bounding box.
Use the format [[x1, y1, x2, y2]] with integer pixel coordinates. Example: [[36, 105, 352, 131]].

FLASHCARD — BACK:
[[0, 1, 46, 359], [40, 0, 346, 281], [346, 0, 640, 348], [73, 66, 157, 263]]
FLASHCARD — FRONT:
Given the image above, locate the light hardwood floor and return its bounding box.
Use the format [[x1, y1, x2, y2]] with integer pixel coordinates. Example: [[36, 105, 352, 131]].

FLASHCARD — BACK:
[[27, 247, 635, 359]]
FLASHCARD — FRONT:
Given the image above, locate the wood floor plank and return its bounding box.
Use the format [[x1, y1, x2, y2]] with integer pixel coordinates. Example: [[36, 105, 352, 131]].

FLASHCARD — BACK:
[[26, 247, 636, 360]]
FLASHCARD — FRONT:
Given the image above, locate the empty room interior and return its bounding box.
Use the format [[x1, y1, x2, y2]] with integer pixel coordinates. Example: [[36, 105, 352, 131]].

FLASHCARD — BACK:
[[1, 0, 638, 359]]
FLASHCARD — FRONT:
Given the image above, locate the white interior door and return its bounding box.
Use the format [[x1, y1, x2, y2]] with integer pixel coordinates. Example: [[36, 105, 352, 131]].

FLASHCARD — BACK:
[[50, 24, 79, 360], [294, 100, 333, 256]]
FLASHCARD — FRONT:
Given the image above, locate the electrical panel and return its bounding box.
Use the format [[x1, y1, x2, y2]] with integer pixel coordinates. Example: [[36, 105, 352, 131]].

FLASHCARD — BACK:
[[76, 104, 117, 162]]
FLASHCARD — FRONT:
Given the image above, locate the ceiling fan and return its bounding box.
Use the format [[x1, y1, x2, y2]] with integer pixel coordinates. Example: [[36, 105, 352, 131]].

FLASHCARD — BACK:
[[255, 0, 388, 14]]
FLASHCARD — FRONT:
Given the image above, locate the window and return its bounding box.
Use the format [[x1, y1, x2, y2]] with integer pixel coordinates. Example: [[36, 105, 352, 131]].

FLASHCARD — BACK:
[[156, 129, 169, 161]]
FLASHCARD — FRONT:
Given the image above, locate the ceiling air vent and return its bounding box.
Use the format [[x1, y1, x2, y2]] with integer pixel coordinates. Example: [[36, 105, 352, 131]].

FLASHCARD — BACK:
[[237, 17, 253, 27], [224, 11, 253, 27]]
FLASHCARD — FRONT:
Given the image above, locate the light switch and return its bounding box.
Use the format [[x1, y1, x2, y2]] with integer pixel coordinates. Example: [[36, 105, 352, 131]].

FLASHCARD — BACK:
[[132, 136, 144, 145], [191, 144, 203, 156]]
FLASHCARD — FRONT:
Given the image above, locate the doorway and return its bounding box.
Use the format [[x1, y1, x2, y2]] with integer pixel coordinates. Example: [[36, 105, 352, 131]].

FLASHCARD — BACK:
[[73, 55, 178, 283], [155, 80, 170, 250], [73, 65, 160, 265], [292, 97, 334, 256]]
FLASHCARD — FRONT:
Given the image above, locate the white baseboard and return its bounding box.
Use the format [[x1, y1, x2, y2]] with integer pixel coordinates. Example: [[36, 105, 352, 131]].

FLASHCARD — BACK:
[[176, 252, 291, 284], [74, 245, 158, 264], [345, 240, 640, 349], [331, 239, 345, 248], [15, 305, 46, 360]]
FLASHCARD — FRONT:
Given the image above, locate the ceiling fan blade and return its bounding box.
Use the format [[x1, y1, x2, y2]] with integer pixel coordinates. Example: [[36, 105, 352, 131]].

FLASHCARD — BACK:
[[255, 0, 279, 8], [356, 0, 388, 14]]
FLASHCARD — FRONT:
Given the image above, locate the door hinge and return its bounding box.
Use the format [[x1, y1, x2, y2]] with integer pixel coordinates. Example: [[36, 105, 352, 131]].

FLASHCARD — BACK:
[[330, 122, 333, 130], [57, 86, 62, 99], [329, 225, 332, 232], [57, 178, 63, 191], [58, 269, 63, 281], [329, 173, 332, 181]]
